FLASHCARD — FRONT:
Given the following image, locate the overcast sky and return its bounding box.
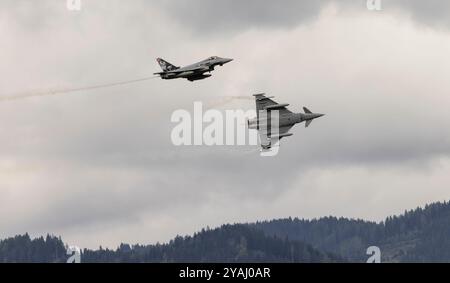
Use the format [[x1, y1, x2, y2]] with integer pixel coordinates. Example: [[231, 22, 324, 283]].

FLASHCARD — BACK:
[[1, 0, 450, 249]]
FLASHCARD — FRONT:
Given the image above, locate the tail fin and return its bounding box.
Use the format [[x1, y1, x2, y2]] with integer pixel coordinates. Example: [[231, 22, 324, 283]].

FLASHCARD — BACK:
[[156, 58, 179, 72], [303, 107, 312, 114]]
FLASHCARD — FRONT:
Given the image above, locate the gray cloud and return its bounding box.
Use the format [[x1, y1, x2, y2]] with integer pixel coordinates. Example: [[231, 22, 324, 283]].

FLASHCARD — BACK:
[[390, 0, 450, 30], [156, 0, 328, 34], [155, 0, 450, 34], [1, 1, 450, 248]]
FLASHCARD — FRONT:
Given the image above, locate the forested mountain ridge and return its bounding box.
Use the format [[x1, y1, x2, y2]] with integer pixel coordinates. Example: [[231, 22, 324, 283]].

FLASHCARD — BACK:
[[253, 201, 450, 262], [1, 201, 449, 263], [0, 225, 338, 263]]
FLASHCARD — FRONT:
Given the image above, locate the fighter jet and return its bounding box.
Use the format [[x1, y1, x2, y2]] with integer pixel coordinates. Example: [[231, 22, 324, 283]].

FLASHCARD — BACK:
[[154, 56, 233, 82], [247, 93, 324, 150]]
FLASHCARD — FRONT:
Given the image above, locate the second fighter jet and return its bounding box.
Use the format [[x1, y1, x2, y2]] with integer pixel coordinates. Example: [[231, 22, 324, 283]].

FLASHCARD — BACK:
[[248, 93, 325, 150]]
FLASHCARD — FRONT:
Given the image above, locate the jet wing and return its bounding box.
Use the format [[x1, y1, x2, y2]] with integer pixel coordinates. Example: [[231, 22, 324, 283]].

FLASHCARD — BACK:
[[258, 125, 294, 149], [254, 94, 293, 117]]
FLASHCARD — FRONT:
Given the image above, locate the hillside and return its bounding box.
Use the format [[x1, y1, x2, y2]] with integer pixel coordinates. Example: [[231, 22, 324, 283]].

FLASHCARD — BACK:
[[0, 225, 337, 263], [1, 201, 450, 263], [253, 201, 450, 262]]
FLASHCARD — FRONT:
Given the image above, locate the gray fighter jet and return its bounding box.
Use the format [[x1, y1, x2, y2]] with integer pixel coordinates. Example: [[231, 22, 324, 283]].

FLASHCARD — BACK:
[[248, 93, 324, 150], [154, 56, 233, 82]]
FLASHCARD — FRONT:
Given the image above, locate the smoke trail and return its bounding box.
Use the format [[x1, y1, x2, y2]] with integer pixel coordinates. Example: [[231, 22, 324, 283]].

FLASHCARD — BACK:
[[0, 76, 159, 102], [206, 95, 253, 109]]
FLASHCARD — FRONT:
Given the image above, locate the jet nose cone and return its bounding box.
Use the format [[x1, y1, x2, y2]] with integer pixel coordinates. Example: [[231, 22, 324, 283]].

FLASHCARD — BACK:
[[223, 58, 233, 64], [311, 113, 325, 120]]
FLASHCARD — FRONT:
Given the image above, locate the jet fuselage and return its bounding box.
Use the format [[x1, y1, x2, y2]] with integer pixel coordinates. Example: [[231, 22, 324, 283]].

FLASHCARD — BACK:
[[155, 56, 233, 82]]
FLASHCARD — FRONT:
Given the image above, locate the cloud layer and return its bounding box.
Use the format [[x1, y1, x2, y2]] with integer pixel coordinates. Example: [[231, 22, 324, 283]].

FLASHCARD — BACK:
[[1, 1, 450, 248]]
